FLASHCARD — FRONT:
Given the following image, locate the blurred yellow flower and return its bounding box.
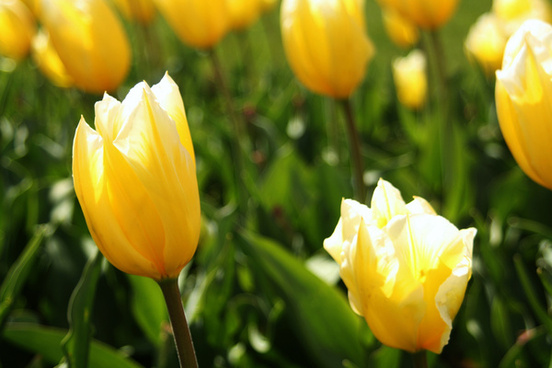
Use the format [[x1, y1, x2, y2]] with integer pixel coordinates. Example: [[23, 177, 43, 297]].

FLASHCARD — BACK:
[[324, 179, 476, 353], [39, 0, 131, 93], [377, 0, 459, 30], [281, 0, 374, 98], [464, 13, 507, 76], [154, 0, 229, 49], [72, 73, 201, 280], [493, 0, 552, 35], [495, 19, 552, 190], [227, 0, 261, 30], [31, 29, 73, 88], [0, 0, 35, 61], [381, 7, 419, 49], [111, 0, 156, 24], [392, 49, 427, 109]]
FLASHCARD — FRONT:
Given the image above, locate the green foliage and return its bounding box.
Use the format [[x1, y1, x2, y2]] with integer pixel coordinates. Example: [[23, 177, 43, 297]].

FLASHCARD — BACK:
[[3, 0, 552, 367]]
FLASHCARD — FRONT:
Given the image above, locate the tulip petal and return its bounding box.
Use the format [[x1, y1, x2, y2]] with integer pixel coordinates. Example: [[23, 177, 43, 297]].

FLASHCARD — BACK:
[[371, 178, 408, 228]]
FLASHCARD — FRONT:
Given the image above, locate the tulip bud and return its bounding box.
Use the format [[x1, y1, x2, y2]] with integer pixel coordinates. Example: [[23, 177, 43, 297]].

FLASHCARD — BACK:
[[0, 0, 35, 61], [464, 13, 507, 76], [154, 0, 229, 49], [392, 49, 427, 109], [280, 0, 375, 98], [324, 179, 476, 353], [227, 0, 262, 30], [72, 73, 201, 280], [31, 29, 73, 88], [495, 19, 552, 190], [381, 7, 419, 49], [377, 0, 459, 30], [39, 0, 131, 93]]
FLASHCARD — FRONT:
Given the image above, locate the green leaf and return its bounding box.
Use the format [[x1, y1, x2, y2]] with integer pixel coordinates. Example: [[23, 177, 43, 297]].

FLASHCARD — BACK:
[[2, 322, 144, 368], [127, 274, 168, 346], [61, 249, 104, 368], [239, 231, 371, 367], [0, 224, 50, 328]]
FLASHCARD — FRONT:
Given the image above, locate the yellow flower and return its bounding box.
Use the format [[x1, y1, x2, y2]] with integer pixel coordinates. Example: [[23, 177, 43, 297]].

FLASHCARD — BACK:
[[31, 29, 73, 88], [227, 0, 261, 30], [280, 0, 374, 98], [0, 0, 35, 61], [392, 49, 427, 110], [324, 179, 476, 354], [39, 0, 131, 93], [154, 0, 229, 49], [495, 19, 552, 190], [72, 73, 201, 281], [464, 13, 507, 76], [110, 0, 156, 24], [381, 7, 419, 49], [377, 0, 459, 30], [493, 0, 552, 36]]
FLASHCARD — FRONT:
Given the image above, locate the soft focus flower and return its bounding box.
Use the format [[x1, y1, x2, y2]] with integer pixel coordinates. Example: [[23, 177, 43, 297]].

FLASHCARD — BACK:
[[324, 179, 476, 353], [392, 49, 427, 109], [281, 0, 374, 98], [227, 0, 261, 30], [154, 0, 229, 49], [72, 73, 201, 280], [111, 0, 156, 24], [39, 0, 131, 93], [381, 7, 419, 49], [495, 19, 552, 190], [0, 0, 35, 61], [493, 0, 552, 35], [377, 0, 459, 30], [464, 13, 507, 76], [31, 29, 73, 88]]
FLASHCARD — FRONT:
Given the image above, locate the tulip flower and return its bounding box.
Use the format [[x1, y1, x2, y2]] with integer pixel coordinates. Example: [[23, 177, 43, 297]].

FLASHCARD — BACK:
[[31, 29, 73, 88], [39, 0, 131, 93], [111, 0, 156, 24], [464, 13, 507, 76], [72, 73, 201, 281], [280, 0, 374, 99], [382, 7, 419, 49], [154, 0, 229, 49], [324, 179, 476, 354], [493, 0, 552, 36], [377, 0, 459, 30], [392, 49, 427, 109], [495, 19, 552, 190], [227, 0, 261, 30], [0, 0, 35, 61]]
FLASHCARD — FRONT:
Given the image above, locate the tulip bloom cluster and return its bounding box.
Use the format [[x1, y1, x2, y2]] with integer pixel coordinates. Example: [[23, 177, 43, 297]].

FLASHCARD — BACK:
[[72, 73, 201, 280], [495, 20, 552, 190], [324, 179, 476, 353]]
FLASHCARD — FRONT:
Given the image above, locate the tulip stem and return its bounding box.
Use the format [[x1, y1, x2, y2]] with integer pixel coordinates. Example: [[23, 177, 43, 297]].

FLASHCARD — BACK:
[[412, 351, 428, 368], [339, 98, 366, 202], [158, 278, 198, 368]]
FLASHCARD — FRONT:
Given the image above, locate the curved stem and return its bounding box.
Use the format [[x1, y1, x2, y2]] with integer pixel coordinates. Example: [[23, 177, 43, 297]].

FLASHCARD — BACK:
[[158, 278, 198, 368], [339, 98, 366, 202]]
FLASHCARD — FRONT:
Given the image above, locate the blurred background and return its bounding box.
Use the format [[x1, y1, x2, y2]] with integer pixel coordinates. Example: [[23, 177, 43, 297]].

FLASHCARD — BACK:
[[2, 0, 552, 367]]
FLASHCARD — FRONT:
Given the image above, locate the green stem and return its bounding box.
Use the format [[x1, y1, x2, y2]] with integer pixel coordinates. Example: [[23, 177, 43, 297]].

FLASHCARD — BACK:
[[339, 98, 366, 202], [412, 350, 428, 368], [158, 278, 198, 368]]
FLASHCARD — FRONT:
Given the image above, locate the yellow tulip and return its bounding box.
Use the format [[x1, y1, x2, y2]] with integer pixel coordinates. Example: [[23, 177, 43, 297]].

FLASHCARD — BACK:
[[281, 0, 374, 98], [72, 73, 201, 280], [0, 0, 35, 61], [495, 19, 552, 190], [110, 0, 156, 24], [493, 0, 552, 35], [392, 49, 427, 109], [464, 13, 507, 76], [31, 29, 73, 88], [154, 0, 229, 49], [227, 0, 261, 30], [39, 0, 131, 93], [377, 0, 459, 30], [381, 7, 419, 49], [324, 179, 476, 353]]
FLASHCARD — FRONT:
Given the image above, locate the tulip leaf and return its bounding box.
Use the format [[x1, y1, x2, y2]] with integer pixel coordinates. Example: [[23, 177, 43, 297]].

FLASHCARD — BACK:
[[61, 249, 104, 368], [127, 274, 168, 347], [238, 231, 371, 367], [1, 322, 144, 368], [0, 224, 50, 328]]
